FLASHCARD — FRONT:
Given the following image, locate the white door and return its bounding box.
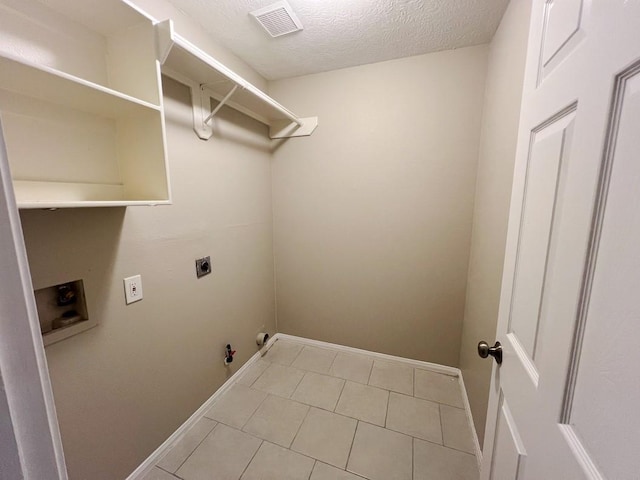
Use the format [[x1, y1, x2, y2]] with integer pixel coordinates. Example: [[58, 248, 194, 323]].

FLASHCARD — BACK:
[[481, 1, 640, 479], [0, 118, 68, 478]]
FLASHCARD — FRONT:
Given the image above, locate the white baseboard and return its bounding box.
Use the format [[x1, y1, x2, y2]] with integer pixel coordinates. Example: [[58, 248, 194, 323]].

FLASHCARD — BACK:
[[126, 333, 482, 478]]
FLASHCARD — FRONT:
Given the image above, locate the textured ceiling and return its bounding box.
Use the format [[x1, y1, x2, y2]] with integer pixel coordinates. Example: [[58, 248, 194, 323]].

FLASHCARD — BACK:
[[167, 0, 510, 80]]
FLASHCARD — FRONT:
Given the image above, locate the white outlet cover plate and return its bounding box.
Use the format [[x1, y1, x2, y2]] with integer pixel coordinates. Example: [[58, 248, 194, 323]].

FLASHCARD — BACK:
[[123, 275, 143, 305]]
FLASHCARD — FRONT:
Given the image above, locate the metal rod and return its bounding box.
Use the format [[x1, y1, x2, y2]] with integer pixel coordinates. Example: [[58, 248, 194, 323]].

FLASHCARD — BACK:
[[204, 84, 238, 124]]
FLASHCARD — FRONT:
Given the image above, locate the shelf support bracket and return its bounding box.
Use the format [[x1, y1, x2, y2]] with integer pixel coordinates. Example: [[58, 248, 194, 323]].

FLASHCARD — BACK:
[[269, 117, 319, 139], [204, 84, 238, 124]]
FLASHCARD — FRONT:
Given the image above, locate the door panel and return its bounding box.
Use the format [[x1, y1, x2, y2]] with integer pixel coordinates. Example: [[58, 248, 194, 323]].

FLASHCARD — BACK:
[[567, 63, 640, 480], [539, 0, 586, 82], [509, 110, 575, 362], [489, 394, 527, 480]]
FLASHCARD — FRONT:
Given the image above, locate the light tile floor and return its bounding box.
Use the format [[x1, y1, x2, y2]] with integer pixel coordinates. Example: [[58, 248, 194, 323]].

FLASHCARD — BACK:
[[143, 339, 479, 480]]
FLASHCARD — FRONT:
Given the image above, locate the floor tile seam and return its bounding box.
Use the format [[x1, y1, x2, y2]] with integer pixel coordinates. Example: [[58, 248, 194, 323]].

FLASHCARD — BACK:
[[289, 346, 375, 384], [413, 436, 478, 458], [291, 370, 347, 406], [383, 389, 390, 428], [440, 441, 477, 456], [226, 410, 281, 446], [382, 423, 443, 446], [337, 459, 371, 480], [204, 387, 268, 428], [438, 403, 445, 449], [368, 376, 413, 397], [297, 347, 338, 373], [248, 391, 313, 417], [166, 419, 218, 475], [350, 420, 416, 480], [412, 437, 416, 480], [253, 390, 287, 412], [237, 439, 264, 480], [328, 370, 372, 385], [332, 374, 370, 385], [251, 367, 306, 398], [327, 348, 340, 376], [241, 363, 269, 388], [437, 401, 467, 411], [356, 419, 414, 440], [155, 464, 182, 479], [413, 365, 459, 377], [389, 390, 441, 408], [289, 442, 351, 472], [288, 402, 312, 449], [333, 402, 387, 427], [268, 361, 307, 377], [290, 406, 359, 469], [288, 343, 306, 366], [344, 420, 360, 476], [413, 391, 465, 409], [308, 460, 317, 480], [332, 377, 348, 413], [411, 367, 415, 396], [274, 439, 336, 467], [366, 359, 375, 385], [291, 394, 345, 414], [412, 367, 417, 400], [345, 379, 392, 397], [289, 364, 307, 395]]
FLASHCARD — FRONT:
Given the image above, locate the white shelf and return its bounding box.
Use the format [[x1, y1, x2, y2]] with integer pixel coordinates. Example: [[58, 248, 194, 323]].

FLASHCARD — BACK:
[[156, 20, 318, 140], [0, 55, 160, 118], [0, 0, 171, 208]]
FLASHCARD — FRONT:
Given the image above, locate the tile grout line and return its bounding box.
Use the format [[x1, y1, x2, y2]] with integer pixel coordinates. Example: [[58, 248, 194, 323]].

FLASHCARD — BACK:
[[414, 434, 479, 457], [327, 349, 340, 375], [289, 366, 307, 398], [344, 420, 359, 474], [383, 389, 390, 428], [289, 404, 312, 448], [412, 437, 415, 480], [154, 465, 180, 479], [413, 366, 417, 399], [165, 420, 219, 477], [289, 344, 306, 366], [290, 371, 310, 400], [239, 390, 270, 431], [366, 359, 375, 385], [242, 360, 269, 388], [332, 378, 347, 413], [438, 403, 445, 446], [238, 439, 264, 479]]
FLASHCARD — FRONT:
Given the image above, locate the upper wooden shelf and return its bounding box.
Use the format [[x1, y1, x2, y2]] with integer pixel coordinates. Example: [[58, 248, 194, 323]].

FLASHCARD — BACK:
[[0, 0, 170, 209], [155, 20, 318, 140]]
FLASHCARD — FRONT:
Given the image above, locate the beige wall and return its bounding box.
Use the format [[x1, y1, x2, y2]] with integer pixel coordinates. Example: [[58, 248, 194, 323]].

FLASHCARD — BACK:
[[458, 0, 532, 446], [20, 77, 275, 480], [269, 46, 488, 367]]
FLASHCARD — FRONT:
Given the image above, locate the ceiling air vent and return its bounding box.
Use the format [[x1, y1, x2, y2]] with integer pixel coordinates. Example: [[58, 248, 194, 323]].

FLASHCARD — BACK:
[[250, 1, 303, 38]]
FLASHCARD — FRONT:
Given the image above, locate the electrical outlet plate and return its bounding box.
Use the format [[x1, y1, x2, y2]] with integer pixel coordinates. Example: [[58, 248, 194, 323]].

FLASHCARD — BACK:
[[123, 275, 143, 304], [196, 256, 211, 278]]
